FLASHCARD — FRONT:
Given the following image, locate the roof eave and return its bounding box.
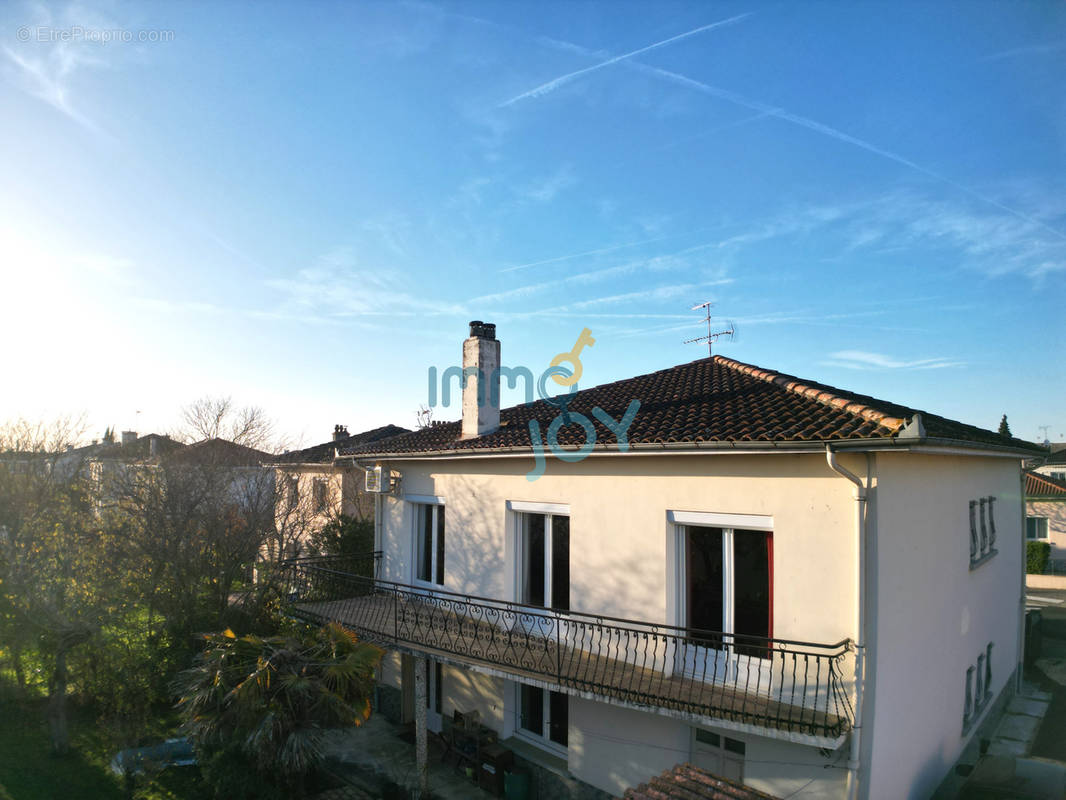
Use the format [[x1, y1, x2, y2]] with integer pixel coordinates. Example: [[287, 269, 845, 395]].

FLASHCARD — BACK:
[[342, 434, 1039, 462]]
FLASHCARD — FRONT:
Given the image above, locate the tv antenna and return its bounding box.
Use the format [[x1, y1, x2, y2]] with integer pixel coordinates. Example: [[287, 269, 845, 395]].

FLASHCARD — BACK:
[[1038, 425, 1051, 444], [683, 301, 736, 357]]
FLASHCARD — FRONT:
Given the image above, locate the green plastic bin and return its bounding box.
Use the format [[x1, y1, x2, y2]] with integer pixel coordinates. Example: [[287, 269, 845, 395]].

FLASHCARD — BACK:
[[504, 769, 530, 800]]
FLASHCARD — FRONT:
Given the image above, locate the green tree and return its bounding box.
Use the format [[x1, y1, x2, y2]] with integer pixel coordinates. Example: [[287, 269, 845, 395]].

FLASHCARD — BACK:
[[176, 623, 382, 798], [998, 414, 1011, 437], [310, 514, 375, 559], [0, 417, 119, 754]]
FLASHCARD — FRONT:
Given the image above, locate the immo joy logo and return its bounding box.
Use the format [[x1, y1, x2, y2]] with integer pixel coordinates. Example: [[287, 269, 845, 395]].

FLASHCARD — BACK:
[[427, 328, 641, 481]]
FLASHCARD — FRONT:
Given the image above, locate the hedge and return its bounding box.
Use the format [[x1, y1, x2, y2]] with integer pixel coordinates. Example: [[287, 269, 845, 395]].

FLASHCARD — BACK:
[[1027, 541, 1051, 574]]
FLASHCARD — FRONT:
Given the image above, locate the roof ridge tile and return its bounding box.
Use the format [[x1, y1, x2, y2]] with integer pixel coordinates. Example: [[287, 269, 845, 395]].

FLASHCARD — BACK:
[[714, 355, 907, 432]]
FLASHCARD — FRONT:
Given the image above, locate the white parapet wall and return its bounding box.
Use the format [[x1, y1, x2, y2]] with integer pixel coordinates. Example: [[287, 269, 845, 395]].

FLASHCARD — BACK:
[[1025, 574, 1066, 591]]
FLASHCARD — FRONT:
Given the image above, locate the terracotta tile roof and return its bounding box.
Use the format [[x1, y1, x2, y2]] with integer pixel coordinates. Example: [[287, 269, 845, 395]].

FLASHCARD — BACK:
[[341, 356, 1040, 458], [620, 763, 778, 800], [1026, 471, 1066, 498], [273, 425, 410, 465]]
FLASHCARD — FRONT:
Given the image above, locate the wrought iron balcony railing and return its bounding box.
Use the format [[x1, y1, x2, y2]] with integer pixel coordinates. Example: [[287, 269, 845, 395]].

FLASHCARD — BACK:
[[282, 556, 853, 743]]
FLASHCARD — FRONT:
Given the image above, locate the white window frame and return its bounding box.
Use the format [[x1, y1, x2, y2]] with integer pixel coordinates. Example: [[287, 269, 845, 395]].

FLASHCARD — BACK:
[[508, 501, 570, 611], [510, 680, 568, 758], [408, 495, 445, 588], [691, 727, 745, 783], [666, 510, 773, 634], [1026, 516, 1050, 541]]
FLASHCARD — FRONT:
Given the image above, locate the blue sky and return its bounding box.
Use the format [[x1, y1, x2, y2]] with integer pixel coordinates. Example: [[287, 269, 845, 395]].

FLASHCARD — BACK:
[[1, 1, 1064, 448]]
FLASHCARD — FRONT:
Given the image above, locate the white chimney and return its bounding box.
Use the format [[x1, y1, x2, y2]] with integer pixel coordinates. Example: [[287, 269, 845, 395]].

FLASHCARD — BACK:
[[121, 431, 138, 447], [462, 321, 500, 439]]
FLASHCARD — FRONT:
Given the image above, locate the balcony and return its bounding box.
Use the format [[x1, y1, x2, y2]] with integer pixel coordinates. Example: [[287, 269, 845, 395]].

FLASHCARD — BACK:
[[282, 556, 854, 747]]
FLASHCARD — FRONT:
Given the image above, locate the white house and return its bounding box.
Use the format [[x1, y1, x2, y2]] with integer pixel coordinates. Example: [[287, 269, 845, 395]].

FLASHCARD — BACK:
[[1025, 471, 1066, 565], [290, 322, 1037, 800]]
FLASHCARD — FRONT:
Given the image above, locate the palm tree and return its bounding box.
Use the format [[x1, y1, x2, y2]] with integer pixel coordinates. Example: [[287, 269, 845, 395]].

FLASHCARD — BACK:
[[176, 623, 382, 798]]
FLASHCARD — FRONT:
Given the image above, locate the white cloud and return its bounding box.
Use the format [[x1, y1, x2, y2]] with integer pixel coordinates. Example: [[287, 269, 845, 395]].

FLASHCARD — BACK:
[[823, 350, 964, 370], [519, 164, 576, 203], [265, 248, 466, 320]]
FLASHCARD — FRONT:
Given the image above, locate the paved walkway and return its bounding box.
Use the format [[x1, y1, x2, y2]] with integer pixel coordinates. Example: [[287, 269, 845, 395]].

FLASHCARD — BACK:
[[321, 715, 497, 800]]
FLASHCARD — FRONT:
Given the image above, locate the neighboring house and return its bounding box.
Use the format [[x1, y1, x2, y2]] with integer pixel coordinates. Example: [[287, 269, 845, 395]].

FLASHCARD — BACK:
[[1024, 470, 1066, 565], [84, 431, 184, 496], [290, 323, 1038, 800], [269, 424, 409, 554], [1029, 445, 1066, 483]]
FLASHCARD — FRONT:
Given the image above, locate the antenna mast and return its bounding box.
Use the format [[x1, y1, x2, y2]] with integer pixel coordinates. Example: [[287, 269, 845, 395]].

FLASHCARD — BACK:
[[683, 301, 735, 357]]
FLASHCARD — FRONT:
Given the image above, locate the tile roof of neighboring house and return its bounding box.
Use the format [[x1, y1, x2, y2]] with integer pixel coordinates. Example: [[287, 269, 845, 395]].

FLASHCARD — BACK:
[[166, 438, 272, 467], [341, 355, 1041, 459], [272, 425, 411, 465], [1026, 471, 1066, 498], [620, 763, 779, 800], [91, 433, 184, 461], [1044, 449, 1066, 465]]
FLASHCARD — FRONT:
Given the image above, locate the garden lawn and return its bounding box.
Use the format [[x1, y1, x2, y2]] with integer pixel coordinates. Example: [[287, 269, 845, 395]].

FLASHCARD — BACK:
[[0, 697, 202, 800]]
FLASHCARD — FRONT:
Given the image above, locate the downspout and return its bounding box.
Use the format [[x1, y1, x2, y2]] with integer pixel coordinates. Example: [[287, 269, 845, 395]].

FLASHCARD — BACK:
[[826, 446, 868, 800], [1017, 464, 1026, 693]]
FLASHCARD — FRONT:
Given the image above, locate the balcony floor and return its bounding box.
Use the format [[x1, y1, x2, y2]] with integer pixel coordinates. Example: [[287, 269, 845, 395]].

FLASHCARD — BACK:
[[295, 593, 849, 746]]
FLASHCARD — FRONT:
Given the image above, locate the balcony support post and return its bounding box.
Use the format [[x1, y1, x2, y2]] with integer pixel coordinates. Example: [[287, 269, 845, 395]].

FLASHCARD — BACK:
[[414, 655, 429, 799]]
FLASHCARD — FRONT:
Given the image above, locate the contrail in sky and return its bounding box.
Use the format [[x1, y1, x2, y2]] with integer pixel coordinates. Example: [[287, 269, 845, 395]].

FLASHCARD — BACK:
[[634, 63, 1066, 243], [498, 13, 752, 107], [499, 230, 691, 273]]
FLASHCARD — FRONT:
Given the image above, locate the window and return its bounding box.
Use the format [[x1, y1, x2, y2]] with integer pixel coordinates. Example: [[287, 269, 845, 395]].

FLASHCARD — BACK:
[[1051, 472, 1066, 481], [1027, 517, 1049, 541], [685, 525, 772, 656], [423, 659, 443, 732], [692, 728, 745, 782], [970, 496, 998, 568], [964, 666, 974, 727], [517, 510, 569, 612], [312, 479, 328, 513], [414, 503, 445, 586], [285, 476, 299, 508], [963, 641, 994, 734], [517, 683, 567, 752]]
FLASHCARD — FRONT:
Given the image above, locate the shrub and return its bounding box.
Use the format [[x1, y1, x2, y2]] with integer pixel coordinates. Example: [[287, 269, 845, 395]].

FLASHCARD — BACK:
[[1027, 541, 1051, 574], [310, 514, 374, 558]]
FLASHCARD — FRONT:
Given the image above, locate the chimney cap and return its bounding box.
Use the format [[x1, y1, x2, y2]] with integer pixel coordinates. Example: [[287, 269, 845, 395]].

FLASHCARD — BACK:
[[468, 320, 496, 339]]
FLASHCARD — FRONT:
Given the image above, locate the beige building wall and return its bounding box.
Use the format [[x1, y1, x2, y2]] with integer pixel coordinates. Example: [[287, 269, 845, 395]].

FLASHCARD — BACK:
[[863, 453, 1024, 800], [372, 448, 1023, 799], [273, 464, 372, 554], [380, 451, 859, 645]]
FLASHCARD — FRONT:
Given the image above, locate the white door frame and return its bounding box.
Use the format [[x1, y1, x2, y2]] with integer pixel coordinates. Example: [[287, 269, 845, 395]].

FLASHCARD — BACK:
[[667, 511, 773, 682], [408, 495, 445, 592]]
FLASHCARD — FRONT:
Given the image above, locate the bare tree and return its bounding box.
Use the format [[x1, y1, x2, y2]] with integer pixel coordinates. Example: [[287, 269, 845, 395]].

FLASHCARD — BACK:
[[177, 396, 281, 453], [415, 404, 434, 430]]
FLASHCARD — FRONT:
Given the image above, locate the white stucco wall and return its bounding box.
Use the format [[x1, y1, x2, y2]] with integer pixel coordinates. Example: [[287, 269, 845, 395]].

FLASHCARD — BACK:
[[570, 695, 848, 798], [379, 451, 859, 645], [372, 448, 1023, 799], [862, 453, 1024, 800]]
